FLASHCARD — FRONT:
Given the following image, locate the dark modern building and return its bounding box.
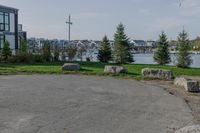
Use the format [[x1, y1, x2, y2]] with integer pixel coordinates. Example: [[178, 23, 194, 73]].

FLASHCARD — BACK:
[[0, 5, 27, 52], [18, 24, 27, 42]]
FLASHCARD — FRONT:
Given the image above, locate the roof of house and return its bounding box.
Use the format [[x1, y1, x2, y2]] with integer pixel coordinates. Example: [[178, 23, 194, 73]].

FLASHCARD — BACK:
[[133, 40, 146, 44]]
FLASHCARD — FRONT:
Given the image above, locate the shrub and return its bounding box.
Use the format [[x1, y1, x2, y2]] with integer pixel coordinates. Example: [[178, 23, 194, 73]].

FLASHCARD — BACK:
[[1, 40, 12, 62], [33, 54, 44, 63], [7, 55, 18, 63], [86, 57, 91, 62], [16, 53, 33, 63]]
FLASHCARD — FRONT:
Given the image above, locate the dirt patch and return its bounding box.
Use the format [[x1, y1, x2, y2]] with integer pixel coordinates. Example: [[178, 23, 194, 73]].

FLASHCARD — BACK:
[[142, 77, 200, 125]]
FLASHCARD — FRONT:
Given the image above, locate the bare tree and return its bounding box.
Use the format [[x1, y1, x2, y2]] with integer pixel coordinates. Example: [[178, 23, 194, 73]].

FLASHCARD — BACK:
[[66, 46, 77, 61], [77, 46, 86, 61]]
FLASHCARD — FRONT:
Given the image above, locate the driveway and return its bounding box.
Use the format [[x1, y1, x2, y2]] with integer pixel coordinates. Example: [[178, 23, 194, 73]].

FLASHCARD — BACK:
[[0, 75, 193, 133]]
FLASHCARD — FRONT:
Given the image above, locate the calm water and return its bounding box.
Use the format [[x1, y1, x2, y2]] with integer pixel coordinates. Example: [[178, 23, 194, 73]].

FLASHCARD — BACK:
[[134, 54, 200, 68], [79, 52, 200, 68]]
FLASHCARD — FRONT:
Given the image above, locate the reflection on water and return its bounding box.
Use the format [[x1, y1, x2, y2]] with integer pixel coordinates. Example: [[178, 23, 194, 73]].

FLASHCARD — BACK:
[[134, 54, 200, 68]]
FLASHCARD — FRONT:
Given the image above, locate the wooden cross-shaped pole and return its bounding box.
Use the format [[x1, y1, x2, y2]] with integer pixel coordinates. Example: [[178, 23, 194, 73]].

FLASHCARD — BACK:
[[66, 15, 73, 43], [179, 0, 184, 7]]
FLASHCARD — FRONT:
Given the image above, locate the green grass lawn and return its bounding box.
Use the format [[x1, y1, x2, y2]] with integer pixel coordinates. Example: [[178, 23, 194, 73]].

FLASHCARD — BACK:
[[0, 62, 200, 79]]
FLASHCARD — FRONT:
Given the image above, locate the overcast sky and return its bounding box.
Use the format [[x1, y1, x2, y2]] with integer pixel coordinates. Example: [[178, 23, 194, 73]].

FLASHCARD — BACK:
[[1, 0, 200, 40]]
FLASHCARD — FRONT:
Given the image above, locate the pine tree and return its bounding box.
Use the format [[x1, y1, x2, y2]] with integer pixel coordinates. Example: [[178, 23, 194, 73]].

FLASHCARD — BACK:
[[1, 40, 12, 61], [113, 23, 133, 64], [176, 30, 193, 68], [154, 32, 171, 65], [98, 35, 112, 63]]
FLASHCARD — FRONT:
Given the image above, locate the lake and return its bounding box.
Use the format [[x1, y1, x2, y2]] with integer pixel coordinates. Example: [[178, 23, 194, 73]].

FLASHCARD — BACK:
[[134, 54, 200, 68], [78, 52, 200, 68]]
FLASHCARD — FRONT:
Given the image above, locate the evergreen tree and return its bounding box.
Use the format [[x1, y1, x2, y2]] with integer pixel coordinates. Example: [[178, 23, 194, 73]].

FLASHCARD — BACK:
[[17, 39, 32, 63], [176, 30, 193, 68], [113, 23, 133, 64], [19, 39, 28, 54], [98, 35, 112, 63], [1, 40, 12, 61], [154, 32, 171, 65], [42, 42, 51, 62]]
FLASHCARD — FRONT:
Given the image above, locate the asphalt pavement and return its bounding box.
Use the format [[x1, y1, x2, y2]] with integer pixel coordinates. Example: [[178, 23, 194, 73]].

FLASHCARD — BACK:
[[0, 75, 193, 133]]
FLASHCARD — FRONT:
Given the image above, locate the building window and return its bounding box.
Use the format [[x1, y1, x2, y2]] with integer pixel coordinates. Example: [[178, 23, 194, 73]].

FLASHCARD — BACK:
[[0, 35, 5, 49], [0, 12, 4, 31], [0, 12, 10, 32]]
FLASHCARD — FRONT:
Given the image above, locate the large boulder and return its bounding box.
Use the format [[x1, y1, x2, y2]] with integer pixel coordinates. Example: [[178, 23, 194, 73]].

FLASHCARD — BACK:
[[62, 63, 80, 71], [142, 68, 173, 80], [104, 65, 128, 74], [174, 77, 200, 92]]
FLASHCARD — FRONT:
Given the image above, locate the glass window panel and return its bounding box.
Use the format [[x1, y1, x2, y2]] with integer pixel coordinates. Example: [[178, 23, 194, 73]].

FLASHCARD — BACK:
[[5, 16, 9, 24], [0, 12, 10, 32], [0, 35, 4, 49], [0, 24, 4, 31], [5, 24, 9, 31], [0, 15, 4, 23]]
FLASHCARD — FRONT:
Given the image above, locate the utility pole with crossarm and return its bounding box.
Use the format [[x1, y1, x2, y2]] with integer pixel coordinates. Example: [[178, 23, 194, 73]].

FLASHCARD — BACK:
[[66, 15, 73, 44]]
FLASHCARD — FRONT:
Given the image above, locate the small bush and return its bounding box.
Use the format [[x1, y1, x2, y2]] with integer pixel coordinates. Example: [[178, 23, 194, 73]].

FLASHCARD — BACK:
[[86, 57, 91, 62], [33, 54, 44, 63], [7, 55, 18, 63], [16, 53, 33, 63], [1, 40, 12, 62]]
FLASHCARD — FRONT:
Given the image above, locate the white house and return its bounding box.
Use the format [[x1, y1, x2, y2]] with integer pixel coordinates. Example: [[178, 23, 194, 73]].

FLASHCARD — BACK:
[[0, 5, 19, 51]]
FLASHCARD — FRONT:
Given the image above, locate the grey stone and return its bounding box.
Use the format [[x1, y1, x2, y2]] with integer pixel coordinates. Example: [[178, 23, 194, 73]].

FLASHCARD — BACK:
[[62, 63, 80, 71], [174, 77, 200, 92], [104, 65, 128, 74], [142, 68, 173, 80], [175, 125, 200, 133]]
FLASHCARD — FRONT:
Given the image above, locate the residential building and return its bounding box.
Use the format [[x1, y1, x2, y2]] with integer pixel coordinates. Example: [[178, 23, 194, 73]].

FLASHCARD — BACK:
[[130, 40, 156, 53]]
